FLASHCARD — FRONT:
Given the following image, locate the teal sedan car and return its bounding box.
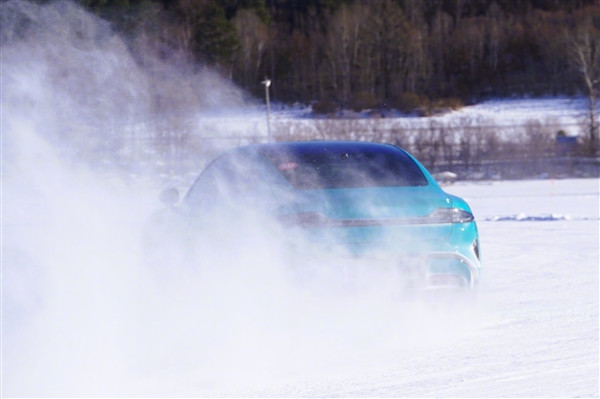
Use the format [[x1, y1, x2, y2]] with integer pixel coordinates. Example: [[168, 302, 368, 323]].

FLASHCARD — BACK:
[[156, 141, 481, 289]]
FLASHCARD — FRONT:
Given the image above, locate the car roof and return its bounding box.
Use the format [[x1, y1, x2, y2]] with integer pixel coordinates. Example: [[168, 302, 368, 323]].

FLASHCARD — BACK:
[[236, 140, 403, 156]]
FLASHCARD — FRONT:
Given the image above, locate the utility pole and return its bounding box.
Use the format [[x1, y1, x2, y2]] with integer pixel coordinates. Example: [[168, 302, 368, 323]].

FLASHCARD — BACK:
[[262, 78, 272, 139]]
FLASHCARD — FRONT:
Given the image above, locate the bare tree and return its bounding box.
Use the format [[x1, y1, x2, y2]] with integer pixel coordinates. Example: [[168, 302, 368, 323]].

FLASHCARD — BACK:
[[567, 17, 600, 155], [363, 0, 411, 100], [232, 9, 268, 88], [325, 2, 367, 103]]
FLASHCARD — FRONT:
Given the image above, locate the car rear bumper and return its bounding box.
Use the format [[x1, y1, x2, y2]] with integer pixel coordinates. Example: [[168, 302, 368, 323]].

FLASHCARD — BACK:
[[425, 251, 480, 289]]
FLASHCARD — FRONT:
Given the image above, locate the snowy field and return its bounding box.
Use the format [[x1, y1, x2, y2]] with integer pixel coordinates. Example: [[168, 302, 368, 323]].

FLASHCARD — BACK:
[[190, 96, 589, 141], [215, 178, 600, 397], [272, 177, 599, 398], [3, 173, 598, 397]]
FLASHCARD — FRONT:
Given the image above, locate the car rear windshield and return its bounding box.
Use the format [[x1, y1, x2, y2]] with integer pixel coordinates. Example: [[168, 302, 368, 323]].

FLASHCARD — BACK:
[[261, 148, 428, 189]]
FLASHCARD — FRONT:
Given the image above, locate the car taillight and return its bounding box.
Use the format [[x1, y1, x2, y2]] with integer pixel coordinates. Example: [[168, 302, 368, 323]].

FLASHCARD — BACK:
[[428, 208, 474, 224], [278, 208, 475, 228]]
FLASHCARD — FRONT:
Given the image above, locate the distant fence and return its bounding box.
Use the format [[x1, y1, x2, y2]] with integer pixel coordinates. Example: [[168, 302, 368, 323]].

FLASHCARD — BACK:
[[114, 116, 599, 182]]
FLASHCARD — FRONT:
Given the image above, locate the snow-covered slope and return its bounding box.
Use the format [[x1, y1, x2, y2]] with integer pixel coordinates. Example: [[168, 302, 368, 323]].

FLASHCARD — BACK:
[[190, 96, 591, 141]]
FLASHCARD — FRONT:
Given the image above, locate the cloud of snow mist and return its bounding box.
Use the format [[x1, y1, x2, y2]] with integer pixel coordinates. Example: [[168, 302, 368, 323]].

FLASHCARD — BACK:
[[1, 0, 250, 178], [1, 1, 485, 396]]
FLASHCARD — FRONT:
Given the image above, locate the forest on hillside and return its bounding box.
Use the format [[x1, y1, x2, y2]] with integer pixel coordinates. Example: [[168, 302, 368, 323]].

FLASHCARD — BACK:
[[2, 0, 598, 179], [74, 0, 598, 112]]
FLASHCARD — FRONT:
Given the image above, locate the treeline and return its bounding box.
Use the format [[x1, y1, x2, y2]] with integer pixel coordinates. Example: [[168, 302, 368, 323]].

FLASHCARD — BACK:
[[76, 0, 597, 110]]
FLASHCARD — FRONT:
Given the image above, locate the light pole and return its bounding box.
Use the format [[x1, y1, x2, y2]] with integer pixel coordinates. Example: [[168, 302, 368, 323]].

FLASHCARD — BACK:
[[262, 78, 271, 139]]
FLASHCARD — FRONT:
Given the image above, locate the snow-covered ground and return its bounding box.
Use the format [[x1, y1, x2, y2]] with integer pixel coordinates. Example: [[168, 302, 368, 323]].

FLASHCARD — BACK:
[[217, 178, 600, 397], [296, 178, 599, 397], [3, 174, 598, 397], [190, 96, 591, 141], [444, 97, 587, 129]]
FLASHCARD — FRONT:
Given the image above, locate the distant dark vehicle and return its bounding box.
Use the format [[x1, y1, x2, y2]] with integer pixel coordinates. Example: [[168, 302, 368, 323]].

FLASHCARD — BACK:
[[145, 141, 481, 289]]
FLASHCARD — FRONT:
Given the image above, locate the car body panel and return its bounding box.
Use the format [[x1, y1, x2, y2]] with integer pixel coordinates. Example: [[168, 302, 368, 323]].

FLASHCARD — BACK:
[[160, 141, 481, 289]]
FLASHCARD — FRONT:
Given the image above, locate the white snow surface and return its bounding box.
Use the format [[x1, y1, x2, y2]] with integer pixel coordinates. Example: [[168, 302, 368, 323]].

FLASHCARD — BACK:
[[193, 96, 591, 139], [3, 176, 598, 397], [228, 178, 600, 398]]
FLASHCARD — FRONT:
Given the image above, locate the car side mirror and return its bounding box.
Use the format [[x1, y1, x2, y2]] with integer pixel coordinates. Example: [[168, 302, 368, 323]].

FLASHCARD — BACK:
[[159, 187, 180, 206]]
